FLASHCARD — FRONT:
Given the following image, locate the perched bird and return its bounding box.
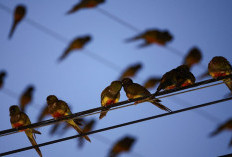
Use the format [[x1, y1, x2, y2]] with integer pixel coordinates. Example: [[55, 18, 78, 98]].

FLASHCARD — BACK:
[[58, 36, 91, 62], [78, 119, 96, 148], [67, 0, 105, 14], [183, 47, 202, 69], [208, 56, 232, 93], [9, 5, 26, 39], [126, 29, 173, 47], [46, 95, 91, 142], [100, 81, 122, 119], [122, 78, 172, 112], [119, 63, 142, 80], [19, 85, 34, 112], [210, 119, 232, 147], [156, 65, 195, 94], [108, 136, 136, 157], [0, 71, 7, 89], [9, 105, 42, 157], [143, 77, 160, 89], [37, 105, 49, 122]]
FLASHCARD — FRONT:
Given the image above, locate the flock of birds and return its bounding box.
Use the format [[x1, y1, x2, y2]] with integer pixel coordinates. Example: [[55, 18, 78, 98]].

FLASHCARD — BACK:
[[1, 0, 232, 157]]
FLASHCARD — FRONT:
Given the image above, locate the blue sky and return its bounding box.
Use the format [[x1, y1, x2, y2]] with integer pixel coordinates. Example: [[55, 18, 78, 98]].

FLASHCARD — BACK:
[[0, 0, 232, 157]]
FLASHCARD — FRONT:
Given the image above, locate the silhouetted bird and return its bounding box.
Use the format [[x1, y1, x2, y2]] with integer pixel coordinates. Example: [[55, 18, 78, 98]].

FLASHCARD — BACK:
[[9, 5, 26, 39], [108, 136, 136, 157], [19, 85, 35, 112], [0, 71, 7, 89], [58, 36, 91, 62], [67, 0, 105, 14], [143, 77, 160, 89], [183, 47, 202, 69], [118, 63, 142, 80]]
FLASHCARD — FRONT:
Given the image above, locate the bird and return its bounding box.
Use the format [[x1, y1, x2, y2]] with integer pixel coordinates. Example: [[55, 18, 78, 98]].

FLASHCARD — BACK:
[[0, 71, 7, 89], [118, 63, 142, 80], [108, 136, 136, 157], [183, 47, 202, 69], [58, 35, 91, 62], [155, 65, 195, 94], [9, 105, 42, 157], [143, 77, 160, 89], [67, 0, 105, 14], [121, 78, 172, 112], [126, 29, 173, 47], [46, 95, 91, 142], [78, 119, 96, 148], [99, 81, 122, 119], [19, 85, 35, 112], [208, 56, 232, 93], [9, 5, 26, 39], [210, 119, 232, 147], [37, 105, 49, 122]]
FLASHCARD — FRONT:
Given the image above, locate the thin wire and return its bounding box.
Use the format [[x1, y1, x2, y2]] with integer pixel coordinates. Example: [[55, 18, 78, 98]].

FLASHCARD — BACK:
[[0, 74, 231, 137], [1, 97, 231, 156]]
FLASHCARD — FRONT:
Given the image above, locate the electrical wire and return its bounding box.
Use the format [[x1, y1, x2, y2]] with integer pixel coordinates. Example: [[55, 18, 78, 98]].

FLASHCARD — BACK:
[[0, 96, 231, 156]]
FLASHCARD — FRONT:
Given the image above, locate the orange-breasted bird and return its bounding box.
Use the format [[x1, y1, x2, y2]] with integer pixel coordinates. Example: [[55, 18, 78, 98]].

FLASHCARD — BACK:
[[143, 77, 160, 89], [183, 47, 202, 69], [46, 95, 91, 142], [99, 81, 122, 119], [208, 56, 232, 93], [19, 85, 34, 112], [0, 71, 7, 89], [67, 0, 105, 14], [9, 5, 26, 39], [119, 63, 142, 80], [108, 136, 136, 157], [126, 29, 173, 47], [9, 105, 42, 157], [122, 78, 172, 112], [58, 36, 91, 62]]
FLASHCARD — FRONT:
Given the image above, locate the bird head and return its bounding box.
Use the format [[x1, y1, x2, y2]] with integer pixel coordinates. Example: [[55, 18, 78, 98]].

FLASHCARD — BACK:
[[122, 78, 133, 87], [47, 95, 58, 105], [27, 85, 34, 92], [9, 105, 21, 116], [176, 64, 190, 72], [134, 63, 142, 70], [14, 5, 26, 20], [110, 81, 122, 91]]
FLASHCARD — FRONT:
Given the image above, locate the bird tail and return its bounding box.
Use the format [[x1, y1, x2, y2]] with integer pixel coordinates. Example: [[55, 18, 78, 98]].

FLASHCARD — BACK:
[[49, 123, 61, 135], [8, 20, 19, 39], [67, 120, 91, 142], [25, 130, 42, 157], [66, 5, 81, 14], [224, 78, 232, 94], [99, 109, 109, 120], [138, 42, 150, 48], [125, 36, 141, 43], [209, 127, 224, 137], [149, 99, 172, 112]]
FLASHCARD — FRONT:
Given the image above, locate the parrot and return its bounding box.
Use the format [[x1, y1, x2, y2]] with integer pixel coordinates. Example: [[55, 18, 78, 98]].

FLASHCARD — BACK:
[[143, 77, 160, 89], [99, 81, 122, 119], [126, 29, 173, 47], [9, 5, 26, 39], [108, 136, 136, 157], [119, 63, 142, 80], [58, 35, 91, 62], [121, 78, 172, 112], [67, 0, 105, 14], [183, 47, 202, 69], [37, 105, 49, 122], [78, 119, 96, 148], [0, 71, 7, 89], [9, 105, 42, 157], [155, 65, 195, 94], [19, 85, 35, 112], [46, 95, 91, 142], [208, 56, 232, 93]]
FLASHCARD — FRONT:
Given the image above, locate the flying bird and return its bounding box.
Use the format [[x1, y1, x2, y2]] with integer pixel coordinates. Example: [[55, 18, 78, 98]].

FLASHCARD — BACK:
[[9, 5, 26, 39], [100, 81, 122, 119], [0, 71, 7, 89], [118, 63, 142, 80], [67, 0, 105, 14], [9, 105, 42, 157], [122, 78, 172, 112], [208, 56, 232, 93], [19, 85, 35, 112], [58, 35, 91, 62], [143, 77, 160, 89], [183, 47, 202, 69], [126, 29, 173, 47], [108, 136, 136, 157], [46, 95, 91, 142]]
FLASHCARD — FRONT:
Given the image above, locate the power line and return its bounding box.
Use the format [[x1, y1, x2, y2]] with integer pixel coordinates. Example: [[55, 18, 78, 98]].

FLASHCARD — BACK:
[[0, 74, 231, 137], [1, 96, 231, 156]]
